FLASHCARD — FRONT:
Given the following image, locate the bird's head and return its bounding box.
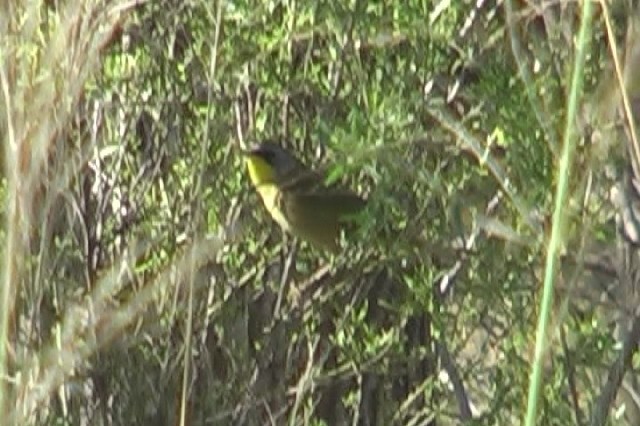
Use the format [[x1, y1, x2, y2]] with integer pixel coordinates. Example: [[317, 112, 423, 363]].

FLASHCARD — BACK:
[[243, 141, 304, 186]]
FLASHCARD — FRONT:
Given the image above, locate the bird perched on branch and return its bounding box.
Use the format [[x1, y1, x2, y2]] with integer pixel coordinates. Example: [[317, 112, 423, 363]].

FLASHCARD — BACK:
[[243, 141, 366, 252]]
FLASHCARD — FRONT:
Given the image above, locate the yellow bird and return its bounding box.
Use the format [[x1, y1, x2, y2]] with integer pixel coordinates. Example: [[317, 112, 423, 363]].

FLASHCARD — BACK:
[[243, 141, 366, 252]]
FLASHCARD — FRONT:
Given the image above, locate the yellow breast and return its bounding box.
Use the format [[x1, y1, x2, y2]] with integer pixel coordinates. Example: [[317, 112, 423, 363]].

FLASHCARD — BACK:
[[256, 184, 291, 232], [245, 155, 293, 231]]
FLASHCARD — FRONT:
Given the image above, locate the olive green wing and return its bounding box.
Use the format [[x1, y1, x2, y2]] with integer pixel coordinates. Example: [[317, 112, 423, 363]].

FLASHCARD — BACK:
[[279, 168, 325, 192], [280, 191, 366, 251]]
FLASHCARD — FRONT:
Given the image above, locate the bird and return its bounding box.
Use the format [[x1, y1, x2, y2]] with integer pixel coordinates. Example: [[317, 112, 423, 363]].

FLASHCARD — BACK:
[[243, 141, 366, 252]]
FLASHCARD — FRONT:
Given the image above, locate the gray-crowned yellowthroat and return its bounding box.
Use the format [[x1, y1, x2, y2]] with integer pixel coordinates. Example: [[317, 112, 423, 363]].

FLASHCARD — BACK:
[[243, 141, 366, 252]]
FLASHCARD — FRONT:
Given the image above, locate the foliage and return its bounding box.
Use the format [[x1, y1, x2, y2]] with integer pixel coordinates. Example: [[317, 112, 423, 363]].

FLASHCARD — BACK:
[[2, 0, 640, 425]]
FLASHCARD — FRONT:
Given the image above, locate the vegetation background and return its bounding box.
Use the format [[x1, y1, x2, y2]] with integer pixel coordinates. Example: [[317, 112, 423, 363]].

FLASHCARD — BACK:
[[2, 0, 640, 425]]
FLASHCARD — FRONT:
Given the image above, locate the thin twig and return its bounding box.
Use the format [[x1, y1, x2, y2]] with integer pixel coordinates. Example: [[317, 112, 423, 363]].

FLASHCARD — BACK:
[[599, 1, 640, 178], [590, 310, 640, 426], [436, 341, 473, 420], [561, 327, 586, 426], [524, 0, 593, 423]]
